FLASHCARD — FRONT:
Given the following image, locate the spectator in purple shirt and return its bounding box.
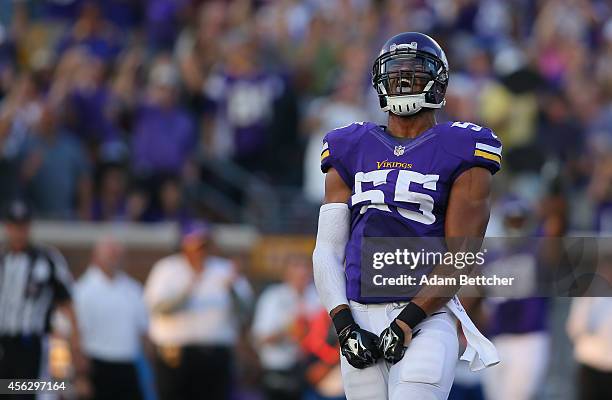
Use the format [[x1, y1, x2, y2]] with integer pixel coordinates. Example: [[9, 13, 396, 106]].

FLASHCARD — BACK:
[[482, 196, 550, 400], [40, 0, 84, 21], [203, 32, 286, 174], [90, 162, 128, 222], [142, 175, 193, 224], [99, 0, 144, 31], [131, 56, 195, 180], [56, 1, 122, 62], [145, 0, 190, 51], [66, 52, 120, 147]]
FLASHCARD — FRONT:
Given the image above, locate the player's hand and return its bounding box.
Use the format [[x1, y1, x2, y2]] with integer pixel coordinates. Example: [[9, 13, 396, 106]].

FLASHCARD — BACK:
[[338, 324, 382, 369], [378, 319, 413, 364]]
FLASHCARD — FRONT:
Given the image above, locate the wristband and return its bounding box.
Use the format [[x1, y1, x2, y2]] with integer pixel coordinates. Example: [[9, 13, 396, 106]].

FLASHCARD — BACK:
[[331, 307, 356, 335], [396, 302, 427, 329]]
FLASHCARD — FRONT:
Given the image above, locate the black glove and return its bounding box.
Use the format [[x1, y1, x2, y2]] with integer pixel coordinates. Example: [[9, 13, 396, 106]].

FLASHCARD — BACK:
[[378, 320, 407, 364], [332, 308, 381, 369], [378, 302, 427, 364]]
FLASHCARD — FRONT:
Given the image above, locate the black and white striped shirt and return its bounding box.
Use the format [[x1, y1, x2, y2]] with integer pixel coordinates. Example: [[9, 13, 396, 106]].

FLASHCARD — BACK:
[[0, 245, 73, 337]]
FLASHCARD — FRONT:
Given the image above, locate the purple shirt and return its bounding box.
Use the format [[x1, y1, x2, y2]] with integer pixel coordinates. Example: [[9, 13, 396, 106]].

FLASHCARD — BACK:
[[131, 105, 195, 175], [57, 29, 122, 62], [485, 243, 548, 336], [100, 0, 143, 30], [145, 0, 188, 49], [90, 198, 127, 222], [205, 72, 284, 158], [41, 0, 84, 20], [488, 298, 548, 336], [321, 121, 502, 303], [595, 202, 612, 233], [69, 87, 118, 143]]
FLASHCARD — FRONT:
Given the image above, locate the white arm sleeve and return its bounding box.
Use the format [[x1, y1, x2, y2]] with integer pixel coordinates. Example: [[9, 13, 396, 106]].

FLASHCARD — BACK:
[[312, 203, 350, 313]]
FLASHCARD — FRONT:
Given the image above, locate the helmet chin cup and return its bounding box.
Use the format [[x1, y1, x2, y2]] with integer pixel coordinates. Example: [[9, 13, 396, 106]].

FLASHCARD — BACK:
[[383, 93, 445, 116], [383, 94, 425, 116]]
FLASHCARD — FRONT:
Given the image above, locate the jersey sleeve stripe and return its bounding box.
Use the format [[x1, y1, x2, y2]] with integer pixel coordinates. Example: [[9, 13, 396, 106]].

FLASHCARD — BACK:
[[475, 142, 502, 156], [474, 149, 501, 164], [321, 149, 330, 161]]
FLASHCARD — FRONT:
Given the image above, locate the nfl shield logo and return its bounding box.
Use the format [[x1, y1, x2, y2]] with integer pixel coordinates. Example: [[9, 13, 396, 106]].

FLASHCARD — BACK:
[[393, 145, 405, 156]]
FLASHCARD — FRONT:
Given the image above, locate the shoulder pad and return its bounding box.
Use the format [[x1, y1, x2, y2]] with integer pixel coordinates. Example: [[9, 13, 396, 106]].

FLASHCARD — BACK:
[[322, 122, 371, 155], [321, 122, 373, 187], [439, 121, 502, 176]]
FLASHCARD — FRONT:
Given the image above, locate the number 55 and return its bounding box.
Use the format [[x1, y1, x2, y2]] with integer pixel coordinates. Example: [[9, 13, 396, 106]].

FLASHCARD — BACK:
[[352, 170, 439, 224]]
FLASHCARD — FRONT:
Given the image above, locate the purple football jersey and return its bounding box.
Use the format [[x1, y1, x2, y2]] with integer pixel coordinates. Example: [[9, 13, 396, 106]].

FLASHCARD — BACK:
[[320, 121, 502, 303], [204, 72, 285, 158]]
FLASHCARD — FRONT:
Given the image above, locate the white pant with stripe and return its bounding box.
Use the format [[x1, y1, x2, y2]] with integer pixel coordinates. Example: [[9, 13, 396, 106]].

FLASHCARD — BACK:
[[341, 301, 459, 400]]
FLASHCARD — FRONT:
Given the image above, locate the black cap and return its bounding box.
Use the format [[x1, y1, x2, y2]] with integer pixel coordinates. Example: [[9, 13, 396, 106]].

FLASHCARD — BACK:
[[6, 200, 32, 223]]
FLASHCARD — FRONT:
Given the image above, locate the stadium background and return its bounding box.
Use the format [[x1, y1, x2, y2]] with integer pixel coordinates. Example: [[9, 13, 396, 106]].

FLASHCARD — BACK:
[[0, 0, 611, 399]]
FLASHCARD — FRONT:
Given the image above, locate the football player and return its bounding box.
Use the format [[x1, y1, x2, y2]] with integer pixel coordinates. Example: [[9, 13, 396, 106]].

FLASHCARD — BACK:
[[313, 32, 502, 400]]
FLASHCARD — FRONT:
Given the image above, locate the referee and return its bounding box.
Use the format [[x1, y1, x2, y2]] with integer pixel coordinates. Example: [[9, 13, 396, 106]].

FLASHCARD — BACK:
[[0, 200, 87, 398]]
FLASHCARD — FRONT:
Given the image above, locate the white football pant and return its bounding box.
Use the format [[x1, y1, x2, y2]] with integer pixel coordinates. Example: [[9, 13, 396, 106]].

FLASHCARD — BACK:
[[341, 301, 459, 400]]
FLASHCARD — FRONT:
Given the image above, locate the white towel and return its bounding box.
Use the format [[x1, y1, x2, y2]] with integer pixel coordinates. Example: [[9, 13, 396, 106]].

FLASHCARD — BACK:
[[446, 296, 500, 371]]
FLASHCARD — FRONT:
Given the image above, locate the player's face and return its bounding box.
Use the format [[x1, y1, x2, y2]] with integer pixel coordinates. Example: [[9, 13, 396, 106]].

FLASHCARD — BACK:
[[95, 239, 125, 274], [384, 56, 435, 96], [182, 235, 209, 266], [286, 259, 311, 291], [5, 222, 30, 251]]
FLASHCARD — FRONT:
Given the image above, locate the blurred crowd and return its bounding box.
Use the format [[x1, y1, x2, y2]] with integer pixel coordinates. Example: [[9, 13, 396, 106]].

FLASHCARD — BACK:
[[0, 0, 610, 231]]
